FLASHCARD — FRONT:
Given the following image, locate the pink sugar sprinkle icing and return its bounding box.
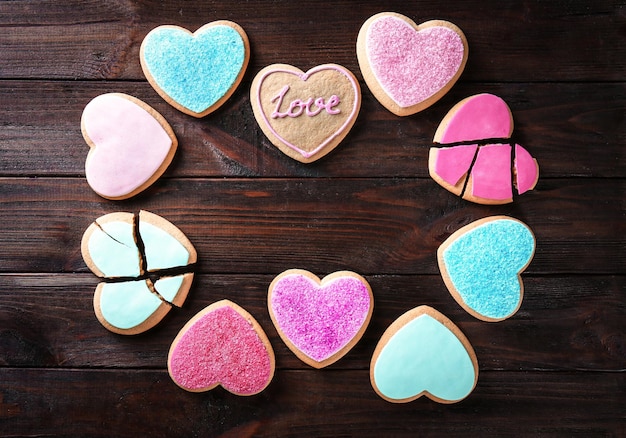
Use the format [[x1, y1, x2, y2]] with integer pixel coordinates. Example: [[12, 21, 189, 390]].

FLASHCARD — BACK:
[[169, 305, 272, 395], [270, 274, 372, 362], [367, 16, 465, 108]]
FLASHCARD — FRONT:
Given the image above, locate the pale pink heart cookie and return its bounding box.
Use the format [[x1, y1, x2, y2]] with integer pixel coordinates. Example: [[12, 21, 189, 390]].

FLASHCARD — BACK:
[[357, 12, 468, 116], [81, 93, 177, 200], [250, 63, 361, 163], [268, 269, 373, 368], [429, 93, 539, 204], [168, 300, 275, 395]]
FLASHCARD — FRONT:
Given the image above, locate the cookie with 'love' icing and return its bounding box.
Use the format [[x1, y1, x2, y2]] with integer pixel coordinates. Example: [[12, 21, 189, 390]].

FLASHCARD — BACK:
[[250, 63, 361, 163], [81, 93, 177, 200], [168, 300, 275, 395], [429, 93, 539, 204], [438, 216, 536, 322], [81, 210, 196, 335], [268, 269, 373, 368], [357, 12, 468, 116], [140, 21, 249, 117], [371, 305, 478, 403]]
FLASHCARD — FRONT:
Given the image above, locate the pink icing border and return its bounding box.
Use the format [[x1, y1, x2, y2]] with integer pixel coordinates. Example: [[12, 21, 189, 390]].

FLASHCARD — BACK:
[[255, 65, 360, 158]]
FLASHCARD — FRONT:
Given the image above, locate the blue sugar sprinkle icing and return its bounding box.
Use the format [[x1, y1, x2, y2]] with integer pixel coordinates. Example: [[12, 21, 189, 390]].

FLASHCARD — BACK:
[[442, 219, 535, 320], [142, 25, 246, 114]]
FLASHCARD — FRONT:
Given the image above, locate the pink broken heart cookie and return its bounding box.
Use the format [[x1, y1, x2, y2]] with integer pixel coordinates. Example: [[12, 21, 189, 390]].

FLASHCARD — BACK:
[[268, 269, 373, 368], [81, 93, 177, 200], [168, 300, 275, 395], [81, 210, 196, 335], [250, 63, 361, 163], [429, 93, 539, 204], [357, 12, 468, 116]]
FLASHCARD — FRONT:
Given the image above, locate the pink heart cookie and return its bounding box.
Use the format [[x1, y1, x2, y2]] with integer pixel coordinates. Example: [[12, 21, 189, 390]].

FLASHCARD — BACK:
[[81, 93, 177, 200], [168, 300, 275, 395], [357, 12, 468, 116], [250, 63, 361, 163], [268, 269, 374, 368], [429, 93, 539, 204]]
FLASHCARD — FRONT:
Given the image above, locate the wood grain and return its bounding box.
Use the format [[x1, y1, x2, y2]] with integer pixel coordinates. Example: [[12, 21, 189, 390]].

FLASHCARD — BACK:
[[0, 368, 622, 437], [0, 274, 623, 372], [0, 82, 623, 177], [0, 1, 623, 81], [0, 178, 622, 275], [0, 0, 623, 436]]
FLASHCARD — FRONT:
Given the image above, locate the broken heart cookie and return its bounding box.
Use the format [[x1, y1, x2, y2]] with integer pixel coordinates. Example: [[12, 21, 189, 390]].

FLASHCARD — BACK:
[[429, 93, 539, 204], [357, 12, 468, 116], [268, 269, 373, 368], [250, 63, 361, 163], [140, 21, 250, 117], [371, 305, 478, 404], [168, 300, 275, 395], [438, 216, 536, 322], [81, 210, 196, 335], [81, 93, 177, 200]]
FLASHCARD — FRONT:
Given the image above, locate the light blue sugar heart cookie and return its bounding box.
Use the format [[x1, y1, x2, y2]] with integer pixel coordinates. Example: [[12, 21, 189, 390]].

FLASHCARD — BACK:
[[438, 216, 536, 322], [140, 21, 249, 117], [371, 306, 478, 403]]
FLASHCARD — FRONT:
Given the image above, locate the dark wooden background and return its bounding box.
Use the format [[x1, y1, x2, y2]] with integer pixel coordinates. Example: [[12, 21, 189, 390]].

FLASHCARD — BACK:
[[0, 1, 624, 436]]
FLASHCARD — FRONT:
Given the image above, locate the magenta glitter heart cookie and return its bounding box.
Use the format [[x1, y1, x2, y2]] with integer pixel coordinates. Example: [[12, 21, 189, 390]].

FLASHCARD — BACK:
[[268, 269, 373, 368], [81, 93, 177, 200], [357, 12, 468, 116], [250, 63, 361, 163], [168, 300, 275, 395]]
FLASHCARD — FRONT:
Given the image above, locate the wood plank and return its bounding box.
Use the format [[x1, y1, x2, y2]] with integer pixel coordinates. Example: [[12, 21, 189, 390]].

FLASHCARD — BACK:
[[0, 274, 623, 371], [0, 1, 623, 82], [0, 177, 622, 275], [0, 80, 623, 178], [0, 368, 622, 437]]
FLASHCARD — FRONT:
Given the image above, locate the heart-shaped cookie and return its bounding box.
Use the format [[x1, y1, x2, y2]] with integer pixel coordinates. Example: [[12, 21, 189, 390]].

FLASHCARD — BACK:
[[438, 216, 536, 322], [250, 63, 361, 163], [429, 93, 539, 204], [140, 21, 249, 117], [81, 210, 196, 335], [268, 269, 373, 368], [357, 12, 468, 116], [371, 306, 478, 404], [168, 300, 275, 395], [81, 93, 177, 200]]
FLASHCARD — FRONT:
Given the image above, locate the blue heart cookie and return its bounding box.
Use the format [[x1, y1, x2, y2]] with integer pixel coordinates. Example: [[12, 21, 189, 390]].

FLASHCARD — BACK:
[[81, 211, 197, 335], [140, 21, 249, 117], [438, 216, 536, 321], [371, 306, 478, 403]]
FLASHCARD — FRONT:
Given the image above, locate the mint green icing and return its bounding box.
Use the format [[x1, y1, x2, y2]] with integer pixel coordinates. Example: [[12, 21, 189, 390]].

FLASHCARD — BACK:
[[154, 275, 185, 303], [373, 314, 476, 402], [442, 218, 534, 319], [99, 280, 163, 329], [139, 221, 190, 271], [88, 222, 141, 277]]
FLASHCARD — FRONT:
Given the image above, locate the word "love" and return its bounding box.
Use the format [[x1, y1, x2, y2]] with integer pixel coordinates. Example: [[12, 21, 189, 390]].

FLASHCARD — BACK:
[[271, 85, 341, 118]]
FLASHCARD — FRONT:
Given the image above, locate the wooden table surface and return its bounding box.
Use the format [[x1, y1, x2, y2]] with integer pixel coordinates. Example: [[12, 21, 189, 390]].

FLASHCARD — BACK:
[[0, 1, 624, 436]]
